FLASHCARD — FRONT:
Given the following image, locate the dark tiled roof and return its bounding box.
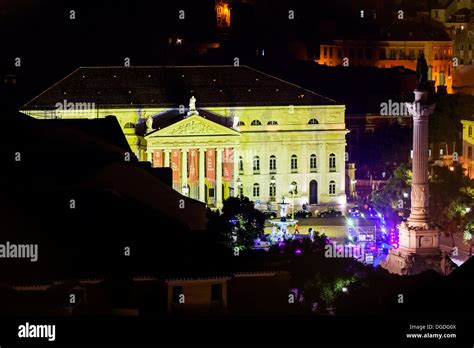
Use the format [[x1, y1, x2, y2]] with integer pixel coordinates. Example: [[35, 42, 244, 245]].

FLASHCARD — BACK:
[[22, 66, 339, 110]]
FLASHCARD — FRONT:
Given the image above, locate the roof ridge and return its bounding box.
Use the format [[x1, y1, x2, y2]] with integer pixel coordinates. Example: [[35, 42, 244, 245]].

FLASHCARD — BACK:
[[244, 65, 340, 105]]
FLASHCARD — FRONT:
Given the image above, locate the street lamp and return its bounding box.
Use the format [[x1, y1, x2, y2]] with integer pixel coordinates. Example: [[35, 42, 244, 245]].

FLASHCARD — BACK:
[[289, 182, 297, 220], [182, 185, 189, 196]]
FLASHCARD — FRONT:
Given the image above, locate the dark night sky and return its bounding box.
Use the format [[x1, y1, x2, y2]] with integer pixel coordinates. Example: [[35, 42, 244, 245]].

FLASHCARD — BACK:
[[0, 0, 431, 107]]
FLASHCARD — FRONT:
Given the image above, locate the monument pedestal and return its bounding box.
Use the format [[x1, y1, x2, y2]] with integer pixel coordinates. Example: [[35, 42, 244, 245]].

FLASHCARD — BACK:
[[383, 221, 450, 275]]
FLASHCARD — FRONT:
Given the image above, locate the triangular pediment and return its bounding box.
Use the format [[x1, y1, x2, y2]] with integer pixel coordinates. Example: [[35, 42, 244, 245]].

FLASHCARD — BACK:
[[147, 114, 240, 137]]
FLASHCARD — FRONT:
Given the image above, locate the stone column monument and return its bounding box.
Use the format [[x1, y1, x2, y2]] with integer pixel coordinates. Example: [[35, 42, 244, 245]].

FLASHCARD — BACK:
[[383, 54, 455, 275]]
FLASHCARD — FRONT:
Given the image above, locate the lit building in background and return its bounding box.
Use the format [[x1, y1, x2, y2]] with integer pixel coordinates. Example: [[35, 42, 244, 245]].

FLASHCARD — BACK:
[[215, 0, 231, 30], [317, 21, 454, 93], [461, 119, 474, 178], [21, 66, 348, 210], [431, 0, 474, 66]]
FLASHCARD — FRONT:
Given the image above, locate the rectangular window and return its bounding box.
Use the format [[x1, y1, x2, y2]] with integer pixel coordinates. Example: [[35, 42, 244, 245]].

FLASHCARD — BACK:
[[399, 49, 404, 60], [291, 157, 298, 173], [310, 156, 317, 172], [211, 284, 222, 301], [270, 184, 276, 198], [329, 156, 336, 172], [323, 47, 327, 57], [269, 157, 276, 173], [253, 185, 260, 197], [253, 157, 260, 174], [172, 286, 183, 304], [468, 146, 473, 159]]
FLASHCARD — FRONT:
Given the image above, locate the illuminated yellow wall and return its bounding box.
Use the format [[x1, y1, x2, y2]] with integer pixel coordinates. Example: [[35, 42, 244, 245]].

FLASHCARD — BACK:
[[23, 104, 349, 208]]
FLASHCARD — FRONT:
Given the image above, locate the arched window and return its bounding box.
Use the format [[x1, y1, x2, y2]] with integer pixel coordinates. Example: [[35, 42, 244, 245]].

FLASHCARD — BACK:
[[329, 180, 336, 195], [329, 153, 336, 172], [291, 154, 298, 173], [310, 154, 317, 172], [267, 120, 278, 125], [308, 118, 319, 125], [253, 156, 260, 174], [124, 122, 135, 128], [253, 183, 260, 197], [237, 121, 245, 126], [239, 156, 244, 174], [251, 120, 262, 126], [269, 155, 276, 174]]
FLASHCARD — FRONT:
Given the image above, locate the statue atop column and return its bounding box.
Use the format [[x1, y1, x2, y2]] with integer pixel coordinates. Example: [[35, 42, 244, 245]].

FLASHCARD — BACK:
[[416, 52, 429, 91]]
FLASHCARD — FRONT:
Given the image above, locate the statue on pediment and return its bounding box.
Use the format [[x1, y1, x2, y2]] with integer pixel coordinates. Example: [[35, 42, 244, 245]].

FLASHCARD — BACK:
[[187, 96, 198, 116], [189, 96, 196, 111]]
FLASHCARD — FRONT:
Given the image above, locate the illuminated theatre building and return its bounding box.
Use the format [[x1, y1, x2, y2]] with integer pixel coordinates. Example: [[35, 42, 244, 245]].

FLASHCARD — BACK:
[[22, 66, 349, 210]]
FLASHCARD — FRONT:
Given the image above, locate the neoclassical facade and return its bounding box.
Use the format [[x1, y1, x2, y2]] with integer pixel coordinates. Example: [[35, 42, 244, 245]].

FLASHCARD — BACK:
[[22, 66, 348, 209]]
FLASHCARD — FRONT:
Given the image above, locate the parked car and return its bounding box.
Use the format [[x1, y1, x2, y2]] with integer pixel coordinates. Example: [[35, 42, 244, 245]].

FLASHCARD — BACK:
[[286, 210, 312, 219], [317, 208, 342, 218], [294, 210, 312, 218]]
